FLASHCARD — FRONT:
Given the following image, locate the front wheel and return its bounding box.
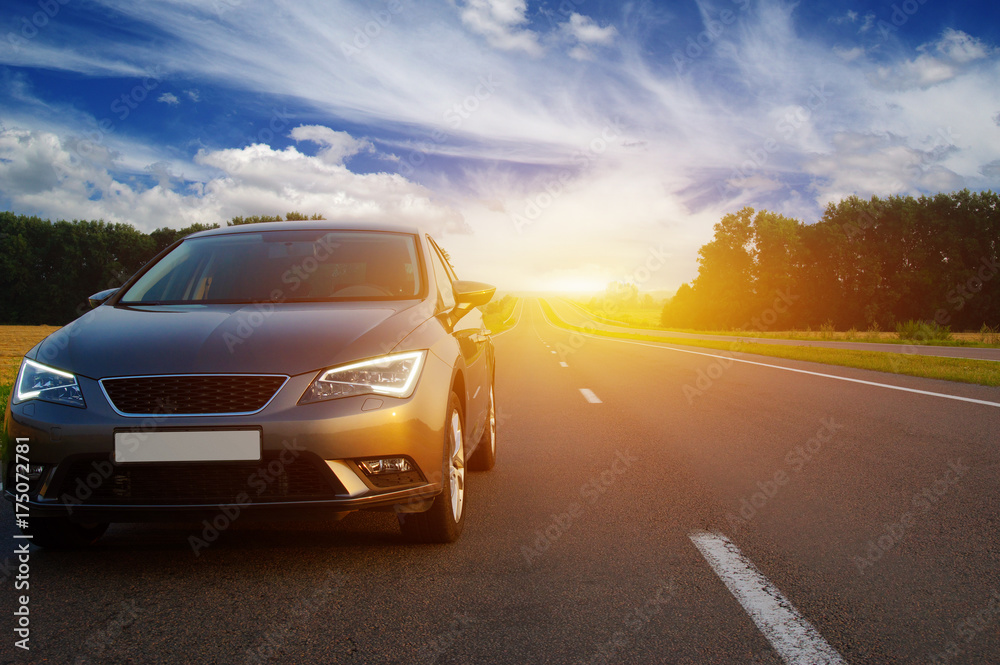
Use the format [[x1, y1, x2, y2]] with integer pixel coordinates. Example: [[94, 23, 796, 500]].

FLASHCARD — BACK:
[[22, 517, 108, 549], [398, 392, 466, 543]]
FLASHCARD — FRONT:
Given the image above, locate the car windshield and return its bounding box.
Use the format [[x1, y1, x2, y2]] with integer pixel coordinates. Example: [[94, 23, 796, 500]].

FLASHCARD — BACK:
[[119, 230, 422, 304]]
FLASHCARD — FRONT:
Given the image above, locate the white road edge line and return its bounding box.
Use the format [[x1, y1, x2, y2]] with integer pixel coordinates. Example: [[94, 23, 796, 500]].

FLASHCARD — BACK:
[[576, 331, 1000, 409], [491, 299, 525, 338], [690, 531, 847, 665], [579, 388, 602, 404]]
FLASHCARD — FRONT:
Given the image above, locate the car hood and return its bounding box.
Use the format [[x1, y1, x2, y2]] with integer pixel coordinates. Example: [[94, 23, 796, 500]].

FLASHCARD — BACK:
[[31, 301, 434, 379]]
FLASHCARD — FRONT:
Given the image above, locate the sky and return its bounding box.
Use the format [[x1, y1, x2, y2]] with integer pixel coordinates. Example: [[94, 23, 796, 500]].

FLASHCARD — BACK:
[[1, 0, 999, 294]]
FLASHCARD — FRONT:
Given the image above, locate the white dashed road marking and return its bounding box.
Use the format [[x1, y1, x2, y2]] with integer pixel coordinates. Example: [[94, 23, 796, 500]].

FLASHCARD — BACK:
[[579, 388, 602, 404], [690, 531, 846, 665]]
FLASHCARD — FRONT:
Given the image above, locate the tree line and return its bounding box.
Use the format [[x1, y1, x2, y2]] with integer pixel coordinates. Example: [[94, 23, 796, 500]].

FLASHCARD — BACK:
[[0, 211, 320, 325], [662, 190, 999, 332]]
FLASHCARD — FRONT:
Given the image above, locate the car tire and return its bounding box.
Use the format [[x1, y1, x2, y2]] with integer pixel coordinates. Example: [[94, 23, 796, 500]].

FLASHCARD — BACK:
[[22, 517, 108, 549], [467, 383, 496, 472], [398, 392, 466, 543]]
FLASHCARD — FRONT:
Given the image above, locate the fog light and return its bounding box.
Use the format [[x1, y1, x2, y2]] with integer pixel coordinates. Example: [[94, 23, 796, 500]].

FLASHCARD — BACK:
[[27, 464, 45, 480], [359, 458, 413, 475]]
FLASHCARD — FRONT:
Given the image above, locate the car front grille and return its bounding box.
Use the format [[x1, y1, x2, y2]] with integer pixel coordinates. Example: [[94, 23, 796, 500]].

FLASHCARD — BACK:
[[100, 374, 287, 416], [55, 453, 346, 505]]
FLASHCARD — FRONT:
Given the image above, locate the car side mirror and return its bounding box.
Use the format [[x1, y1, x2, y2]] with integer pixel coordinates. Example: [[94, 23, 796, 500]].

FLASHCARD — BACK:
[[452, 281, 496, 308], [88, 288, 119, 309], [440, 281, 496, 328]]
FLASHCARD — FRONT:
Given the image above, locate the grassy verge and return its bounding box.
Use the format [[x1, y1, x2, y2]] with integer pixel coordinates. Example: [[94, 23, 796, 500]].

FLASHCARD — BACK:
[[541, 300, 1000, 387], [570, 301, 1000, 348], [1, 325, 61, 429], [569, 301, 664, 328], [482, 296, 520, 335]]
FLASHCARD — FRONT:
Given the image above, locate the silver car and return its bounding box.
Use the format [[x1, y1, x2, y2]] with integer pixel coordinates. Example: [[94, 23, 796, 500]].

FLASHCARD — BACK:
[[2, 221, 497, 547]]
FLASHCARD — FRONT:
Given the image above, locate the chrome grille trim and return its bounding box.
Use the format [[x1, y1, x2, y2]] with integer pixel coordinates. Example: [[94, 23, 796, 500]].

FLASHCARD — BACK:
[[98, 373, 289, 417]]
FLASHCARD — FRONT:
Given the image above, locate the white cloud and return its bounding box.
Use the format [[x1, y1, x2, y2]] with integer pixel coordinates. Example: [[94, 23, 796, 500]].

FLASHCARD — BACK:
[[871, 29, 992, 90], [457, 0, 542, 55], [289, 125, 373, 165], [185, 89, 200, 102], [1, 1, 999, 291], [833, 46, 865, 62], [157, 92, 179, 105], [830, 10, 858, 25], [934, 28, 991, 63], [872, 55, 957, 89], [0, 127, 465, 234], [804, 131, 965, 202], [561, 13, 617, 46]]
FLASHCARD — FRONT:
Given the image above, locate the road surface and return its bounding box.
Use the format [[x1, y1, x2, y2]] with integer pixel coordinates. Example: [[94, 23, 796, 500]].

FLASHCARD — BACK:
[[2, 298, 999, 664]]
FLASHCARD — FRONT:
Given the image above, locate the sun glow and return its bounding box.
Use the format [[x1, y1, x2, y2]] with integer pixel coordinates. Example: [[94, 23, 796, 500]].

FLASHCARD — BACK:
[[542, 271, 609, 294]]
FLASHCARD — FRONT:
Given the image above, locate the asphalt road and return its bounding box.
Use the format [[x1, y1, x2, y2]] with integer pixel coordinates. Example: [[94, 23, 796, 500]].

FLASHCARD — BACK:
[[3, 298, 1000, 664], [550, 298, 1000, 362]]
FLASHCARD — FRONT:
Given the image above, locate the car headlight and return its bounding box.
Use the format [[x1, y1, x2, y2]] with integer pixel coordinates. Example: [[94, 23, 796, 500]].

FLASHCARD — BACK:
[[299, 351, 426, 404], [13, 358, 86, 408]]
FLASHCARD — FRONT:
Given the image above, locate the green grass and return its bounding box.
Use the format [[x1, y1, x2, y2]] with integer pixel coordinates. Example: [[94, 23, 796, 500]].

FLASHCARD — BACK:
[[482, 296, 520, 334], [570, 301, 664, 328], [0, 384, 9, 430], [570, 300, 1000, 348], [541, 300, 1000, 387]]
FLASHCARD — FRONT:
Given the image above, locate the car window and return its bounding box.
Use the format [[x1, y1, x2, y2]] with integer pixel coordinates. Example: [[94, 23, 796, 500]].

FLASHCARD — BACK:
[[119, 230, 422, 303]]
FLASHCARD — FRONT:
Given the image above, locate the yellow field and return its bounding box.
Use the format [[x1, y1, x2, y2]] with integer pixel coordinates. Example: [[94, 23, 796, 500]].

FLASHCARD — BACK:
[[0, 325, 62, 389]]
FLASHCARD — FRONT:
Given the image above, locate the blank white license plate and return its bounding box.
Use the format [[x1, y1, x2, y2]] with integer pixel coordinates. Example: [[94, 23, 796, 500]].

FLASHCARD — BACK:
[[114, 430, 261, 463]]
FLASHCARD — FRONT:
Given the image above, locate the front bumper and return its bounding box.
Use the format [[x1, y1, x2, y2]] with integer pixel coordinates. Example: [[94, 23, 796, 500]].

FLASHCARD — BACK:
[[2, 358, 452, 523]]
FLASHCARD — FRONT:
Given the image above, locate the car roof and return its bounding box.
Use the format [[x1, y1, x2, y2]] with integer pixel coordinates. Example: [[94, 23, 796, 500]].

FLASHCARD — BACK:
[[187, 220, 426, 239]]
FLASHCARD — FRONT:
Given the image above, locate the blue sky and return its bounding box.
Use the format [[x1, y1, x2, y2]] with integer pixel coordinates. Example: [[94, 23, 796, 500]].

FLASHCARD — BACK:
[[1, 0, 999, 292]]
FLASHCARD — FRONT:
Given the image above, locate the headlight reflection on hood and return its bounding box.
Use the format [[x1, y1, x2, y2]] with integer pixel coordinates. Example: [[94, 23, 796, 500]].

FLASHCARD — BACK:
[[299, 351, 426, 404]]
